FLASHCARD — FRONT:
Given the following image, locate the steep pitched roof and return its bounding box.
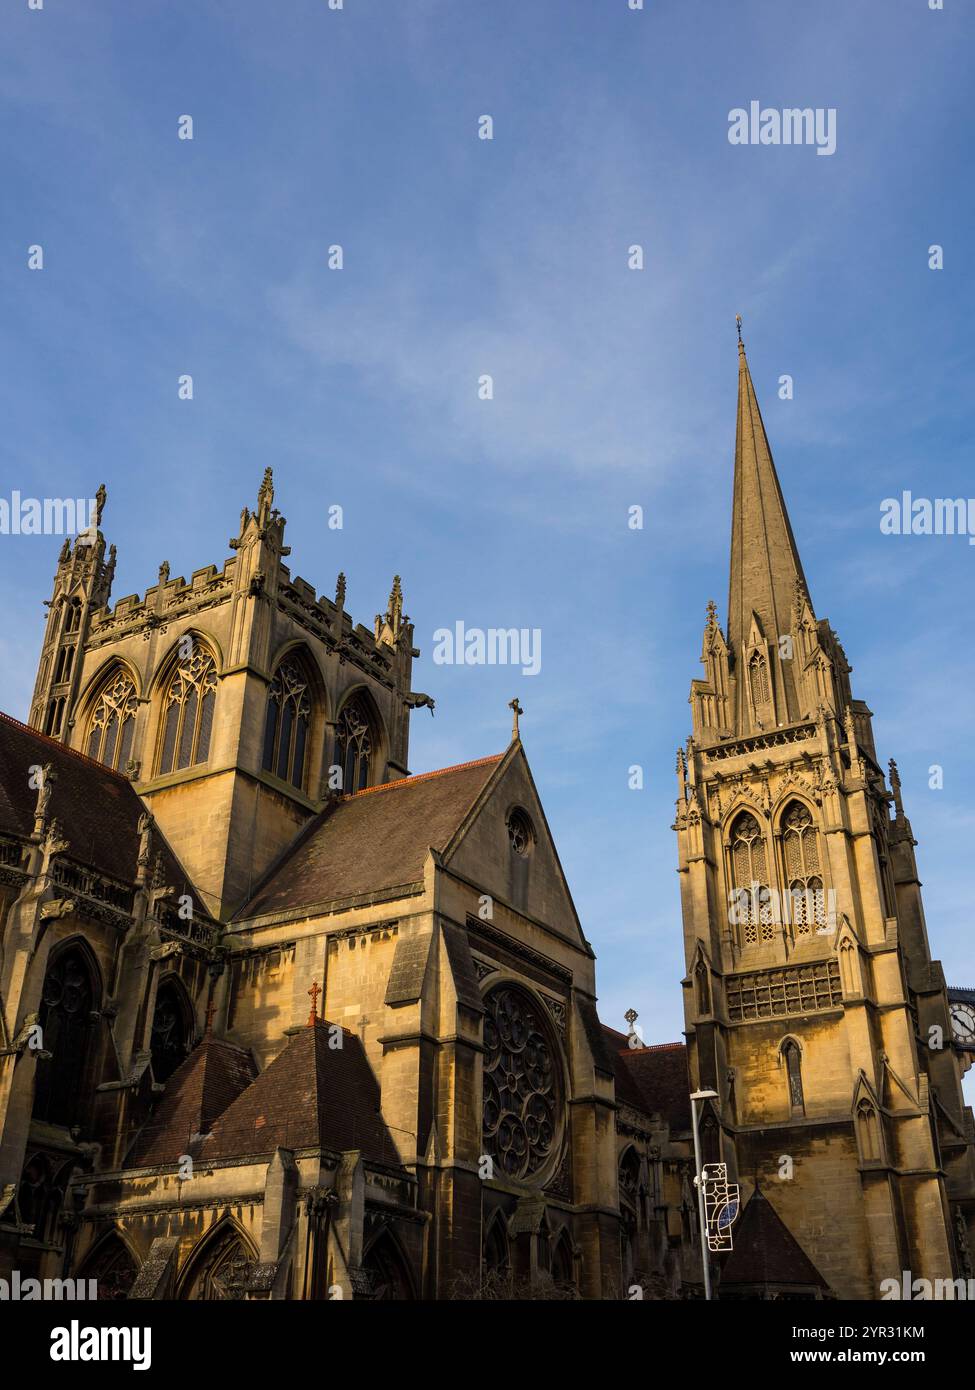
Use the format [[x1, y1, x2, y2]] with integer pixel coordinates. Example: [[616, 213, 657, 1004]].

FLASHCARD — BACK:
[[728, 335, 808, 725], [0, 710, 203, 905], [238, 754, 503, 918], [602, 1027, 691, 1133], [720, 1185, 831, 1292], [203, 1019, 399, 1167], [126, 1036, 258, 1167]]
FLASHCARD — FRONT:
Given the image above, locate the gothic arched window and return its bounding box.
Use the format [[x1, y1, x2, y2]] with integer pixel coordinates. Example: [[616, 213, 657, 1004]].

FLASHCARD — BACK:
[[782, 801, 826, 932], [32, 946, 98, 1129], [262, 660, 311, 789], [483, 1217, 510, 1280], [336, 698, 373, 793], [696, 958, 711, 1015], [86, 670, 138, 771], [749, 650, 770, 706], [158, 647, 217, 775], [782, 1039, 805, 1114], [150, 979, 193, 1082], [730, 811, 774, 946], [64, 599, 82, 634], [482, 985, 562, 1183], [79, 1234, 138, 1301], [181, 1224, 257, 1301], [857, 1100, 880, 1162]]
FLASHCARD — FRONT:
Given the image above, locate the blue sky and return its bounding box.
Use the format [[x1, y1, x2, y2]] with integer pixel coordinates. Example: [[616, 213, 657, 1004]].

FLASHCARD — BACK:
[[2, 1, 973, 1098]]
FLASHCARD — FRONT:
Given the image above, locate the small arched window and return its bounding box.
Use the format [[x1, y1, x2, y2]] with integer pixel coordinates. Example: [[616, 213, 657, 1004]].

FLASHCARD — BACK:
[[857, 1100, 880, 1162], [749, 650, 770, 706], [86, 670, 138, 771], [33, 946, 98, 1129], [696, 958, 711, 1015], [151, 979, 193, 1082], [782, 1039, 805, 1114], [158, 646, 217, 775], [64, 599, 82, 634], [336, 697, 373, 793], [782, 802, 826, 932], [262, 660, 311, 789], [730, 811, 773, 946]]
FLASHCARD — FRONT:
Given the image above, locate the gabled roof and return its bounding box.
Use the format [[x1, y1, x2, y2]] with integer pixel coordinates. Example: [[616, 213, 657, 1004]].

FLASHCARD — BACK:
[[237, 754, 504, 919], [202, 1019, 399, 1167], [720, 1185, 831, 1292], [602, 1026, 691, 1133], [0, 710, 203, 905], [127, 1035, 258, 1167]]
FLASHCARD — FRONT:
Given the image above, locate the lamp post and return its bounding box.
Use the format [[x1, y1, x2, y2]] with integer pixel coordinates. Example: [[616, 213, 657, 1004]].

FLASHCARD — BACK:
[[690, 1088, 719, 1301]]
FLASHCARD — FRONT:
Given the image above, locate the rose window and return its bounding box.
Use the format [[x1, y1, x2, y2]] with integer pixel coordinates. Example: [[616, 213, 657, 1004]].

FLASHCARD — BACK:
[[482, 986, 561, 1181]]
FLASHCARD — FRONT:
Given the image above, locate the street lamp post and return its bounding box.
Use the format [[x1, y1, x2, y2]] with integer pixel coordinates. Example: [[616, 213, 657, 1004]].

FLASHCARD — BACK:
[[690, 1088, 719, 1301]]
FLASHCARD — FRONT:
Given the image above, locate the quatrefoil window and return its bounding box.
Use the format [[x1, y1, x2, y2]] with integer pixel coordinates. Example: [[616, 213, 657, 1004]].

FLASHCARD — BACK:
[[506, 808, 535, 857]]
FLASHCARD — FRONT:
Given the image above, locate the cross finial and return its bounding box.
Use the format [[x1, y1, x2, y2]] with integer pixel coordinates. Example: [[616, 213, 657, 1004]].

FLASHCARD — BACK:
[[706, 599, 718, 627], [736, 313, 743, 343], [508, 697, 523, 740], [204, 998, 217, 1035], [307, 980, 322, 1027]]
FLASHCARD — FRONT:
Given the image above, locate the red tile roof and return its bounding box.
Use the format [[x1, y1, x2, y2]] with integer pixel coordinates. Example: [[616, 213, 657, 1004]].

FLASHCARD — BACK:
[[238, 755, 503, 918], [0, 710, 204, 905], [127, 1036, 258, 1167], [203, 1019, 399, 1166], [602, 1025, 691, 1133]]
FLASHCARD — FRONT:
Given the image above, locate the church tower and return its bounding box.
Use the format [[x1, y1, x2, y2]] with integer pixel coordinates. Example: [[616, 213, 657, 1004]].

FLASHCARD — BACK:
[[674, 324, 975, 1298], [26, 470, 432, 921]]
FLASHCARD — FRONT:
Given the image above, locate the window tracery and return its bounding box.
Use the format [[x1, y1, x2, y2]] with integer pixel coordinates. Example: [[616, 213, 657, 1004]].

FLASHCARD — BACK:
[[336, 698, 372, 792], [158, 648, 217, 775], [730, 811, 774, 945], [86, 670, 138, 770], [482, 985, 561, 1182], [262, 660, 311, 789], [782, 802, 826, 931]]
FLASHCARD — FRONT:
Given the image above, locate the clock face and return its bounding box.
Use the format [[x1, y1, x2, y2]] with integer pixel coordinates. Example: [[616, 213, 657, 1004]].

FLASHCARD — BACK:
[[950, 1003, 975, 1044]]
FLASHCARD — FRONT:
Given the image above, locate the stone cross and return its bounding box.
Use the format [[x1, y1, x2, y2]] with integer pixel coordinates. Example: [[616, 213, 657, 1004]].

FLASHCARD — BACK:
[[307, 980, 322, 1026], [508, 698, 523, 740]]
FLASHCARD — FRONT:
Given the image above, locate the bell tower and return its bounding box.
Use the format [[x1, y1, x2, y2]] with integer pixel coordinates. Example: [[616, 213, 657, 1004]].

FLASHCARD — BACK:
[[674, 324, 975, 1298]]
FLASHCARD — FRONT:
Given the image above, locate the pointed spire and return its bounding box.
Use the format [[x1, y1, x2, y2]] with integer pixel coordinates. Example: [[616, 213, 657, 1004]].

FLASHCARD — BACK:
[[728, 321, 809, 726], [256, 467, 274, 526], [386, 575, 403, 635]]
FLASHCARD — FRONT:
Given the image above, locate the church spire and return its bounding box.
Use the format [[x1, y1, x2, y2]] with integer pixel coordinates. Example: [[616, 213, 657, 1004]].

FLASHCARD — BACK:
[[728, 320, 809, 728]]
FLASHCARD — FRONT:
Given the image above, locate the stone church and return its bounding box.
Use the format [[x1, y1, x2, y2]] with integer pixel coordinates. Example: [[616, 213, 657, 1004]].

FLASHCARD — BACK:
[[0, 335, 972, 1300]]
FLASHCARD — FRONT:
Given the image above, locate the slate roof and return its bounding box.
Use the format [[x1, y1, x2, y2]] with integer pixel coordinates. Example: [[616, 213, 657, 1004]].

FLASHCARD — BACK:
[[602, 1026, 692, 1134], [0, 710, 205, 909], [127, 1036, 258, 1167], [202, 1019, 399, 1167], [720, 1185, 831, 1292], [238, 754, 503, 918]]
